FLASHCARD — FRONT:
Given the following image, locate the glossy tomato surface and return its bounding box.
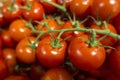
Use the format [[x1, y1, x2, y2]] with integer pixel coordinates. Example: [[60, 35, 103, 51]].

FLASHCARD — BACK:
[[68, 36, 106, 71]]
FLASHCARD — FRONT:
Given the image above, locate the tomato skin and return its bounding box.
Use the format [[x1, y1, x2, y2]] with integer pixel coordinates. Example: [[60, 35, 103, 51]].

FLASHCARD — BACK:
[[0, 59, 8, 80], [68, 36, 106, 71], [36, 19, 60, 39], [2, 1, 22, 22], [40, 0, 57, 13], [0, 36, 2, 57], [36, 37, 67, 68], [107, 45, 120, 77], [3, 75, 29, 80], [1, 30, 17, 47], [61, 21, 84, 43], [3, 48, 17, 74], [90, 23, 117, 46], [16, 36, 37, 64], [57, 0, 72, 9], [22, 1, 44, 22], [41, 68, 72, 80], [91, 0, 120, 20], [70, 0, 93, 18], [9, 19, 32, 42], [112, 13, 120, 34]]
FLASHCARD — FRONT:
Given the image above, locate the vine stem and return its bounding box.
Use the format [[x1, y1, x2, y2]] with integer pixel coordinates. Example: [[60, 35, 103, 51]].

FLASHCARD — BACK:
[[42, 0, 66, 12], [29, 21, 120, 41]]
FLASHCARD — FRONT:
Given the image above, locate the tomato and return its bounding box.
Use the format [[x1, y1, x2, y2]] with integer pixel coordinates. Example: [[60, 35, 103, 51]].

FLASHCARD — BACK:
[[0, 59, 8, 80], [70, 0, 93, 19], [90, 23, 117, 46], [0, 36, 2, 57], [57, 0, 72, 9], [36, 18, 60, 39], [40, 0, 57, 13], [68, 36, 106, 71], [2, 0, 22, 22], [84, 77, 97, 80], [61, 21, 84, 43], [9, 19, 32, 42], [3, 75, 29, 80], [3, 48, 17, 74], [91, 0, 120, 20], [22, 1, 44, 22], [1, 30, 17, 47], [101, 72, 120, 80], [36, 37, 67, 68], [112, 13, 120, 34], [16, 36, 37, 64], [41, 68, 72, 80], [107, 45, 120, 76], [0, 7, 5, 27]]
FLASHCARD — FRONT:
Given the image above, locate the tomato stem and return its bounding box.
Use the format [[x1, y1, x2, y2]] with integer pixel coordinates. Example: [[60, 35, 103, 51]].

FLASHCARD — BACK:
[[42, 0, 66, 12]]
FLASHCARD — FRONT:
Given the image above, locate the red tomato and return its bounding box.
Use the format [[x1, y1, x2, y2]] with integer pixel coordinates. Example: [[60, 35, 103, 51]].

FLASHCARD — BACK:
[[16, 36, 37, 64], [112, 13, 120, 34], [0, 59, 8, 80], [68, 36, 106, 71], [84, 77, 97, 80], [70, 0, 93, 18], [3, 75, 29, 80], [0, 36, 2, 57], [40, 0, 57, 13], [36, 18, 60, 39], [57, 0, 72, 9], [90, 23, 117, 46], [9, 19, 32, 42], [1, 30, 17, 47], [36, 37, 67, 68], [91, 0, 120, 20], [108, 45, 120, 76], [41, 68, 72, 80], [3, 48, 17, 74], [61, 21, 84, 43], [0, 7, 5, 26], [22, 1, 44, 22], [2, 1, 22, 22]]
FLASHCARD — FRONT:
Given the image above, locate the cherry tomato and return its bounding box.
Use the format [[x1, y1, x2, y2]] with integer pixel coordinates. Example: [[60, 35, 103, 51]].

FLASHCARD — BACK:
[[68, 36, 106, 71], [0, 59, 8, 80], [40, 0, 57, 13], [36, 37, 67, 68], [91, 0, 120, 20], [3, 48, 17, 74], [3, 75, 29, 80], [0, 7, 5, 27], [61, 21, 84, 43], [41, 68, 72, 80], [0, 36, 2, 57], [22, 1, 44, 22], [84, 77, 97, 80], [112, 13, 120, 34], [1, 30, 17, 47], [16, 36, 37, 64], [57, 0, 72, 9], [36, 18, 60, 39], [70, 0, 93, 19], [107, 45, 120, 76], [90, 23, 117, 46], [2, 0, 22, 22], [9, 19, 32, 42]]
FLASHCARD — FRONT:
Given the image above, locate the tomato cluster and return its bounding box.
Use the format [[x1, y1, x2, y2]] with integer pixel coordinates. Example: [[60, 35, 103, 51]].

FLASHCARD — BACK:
[[0, 0, 120, 80]]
